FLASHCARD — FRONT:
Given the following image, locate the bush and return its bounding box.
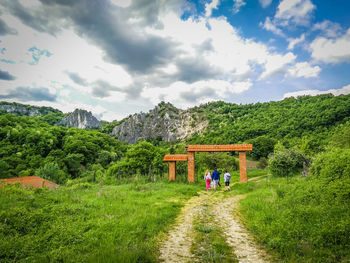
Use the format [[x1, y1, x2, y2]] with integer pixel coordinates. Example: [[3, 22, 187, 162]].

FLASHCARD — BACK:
[[268, 149, 307, 177], [310, 148, 350, 181], [35, 162, 68, 184]]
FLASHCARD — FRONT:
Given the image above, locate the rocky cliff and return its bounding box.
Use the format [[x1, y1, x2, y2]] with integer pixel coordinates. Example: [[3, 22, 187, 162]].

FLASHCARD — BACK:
[[111, 102, 208, 143], [0, 101, 61, 116], [56, 109, 102, 129]]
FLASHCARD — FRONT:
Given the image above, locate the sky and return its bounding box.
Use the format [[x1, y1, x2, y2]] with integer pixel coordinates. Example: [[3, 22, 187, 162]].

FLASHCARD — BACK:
[[0, 0, 349, 121]]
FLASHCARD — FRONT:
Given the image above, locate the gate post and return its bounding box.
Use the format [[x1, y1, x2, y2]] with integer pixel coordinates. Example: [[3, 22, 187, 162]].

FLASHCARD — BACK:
[[187, 151, 195, 183], [169, 161, 176, 181], [239, 151, 247, 182]]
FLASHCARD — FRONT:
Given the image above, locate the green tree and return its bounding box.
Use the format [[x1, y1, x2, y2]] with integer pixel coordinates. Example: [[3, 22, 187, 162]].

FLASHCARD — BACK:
[[64, 153, 84, 178], [249, 136, 277, 160]]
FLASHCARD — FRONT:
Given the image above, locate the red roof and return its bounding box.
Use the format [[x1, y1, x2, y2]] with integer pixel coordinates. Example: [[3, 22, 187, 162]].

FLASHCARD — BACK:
[[0, 176, 59, 189]]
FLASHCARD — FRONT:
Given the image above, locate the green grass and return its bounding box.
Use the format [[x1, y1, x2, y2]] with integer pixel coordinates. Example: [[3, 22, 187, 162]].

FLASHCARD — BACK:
[[239, 175, 350, 262], [0, 181, 201, 262]]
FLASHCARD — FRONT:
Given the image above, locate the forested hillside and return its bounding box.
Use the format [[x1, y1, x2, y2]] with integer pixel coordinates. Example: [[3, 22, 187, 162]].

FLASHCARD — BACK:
[[188, 94, 350, 159], [1, 94, 350, 183]]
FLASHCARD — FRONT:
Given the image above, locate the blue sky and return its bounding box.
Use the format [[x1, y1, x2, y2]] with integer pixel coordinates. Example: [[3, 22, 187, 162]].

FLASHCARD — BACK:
[[0, 0, 349, 121]]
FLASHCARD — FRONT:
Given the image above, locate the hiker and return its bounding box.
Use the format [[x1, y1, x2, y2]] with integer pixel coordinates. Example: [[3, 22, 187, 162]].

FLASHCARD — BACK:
[[224, 170, 231, 191], [211, 168, 220, 191], [204, 169, 211, 191]]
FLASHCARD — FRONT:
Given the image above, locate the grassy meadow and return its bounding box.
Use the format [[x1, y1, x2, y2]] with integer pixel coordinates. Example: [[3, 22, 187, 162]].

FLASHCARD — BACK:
[[239, 174, 350, 263], [0, 180, 201, 262]]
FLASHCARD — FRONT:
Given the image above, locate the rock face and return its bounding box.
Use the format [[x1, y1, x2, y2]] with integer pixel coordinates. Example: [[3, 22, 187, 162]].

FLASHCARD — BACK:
[[0, 102, 60, 116], [111, 102, 208, 143], [56, 109, 102, 129]]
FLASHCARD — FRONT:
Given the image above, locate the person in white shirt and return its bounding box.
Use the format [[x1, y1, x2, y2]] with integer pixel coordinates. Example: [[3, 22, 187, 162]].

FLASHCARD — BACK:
[[224, 170, 231, 191]]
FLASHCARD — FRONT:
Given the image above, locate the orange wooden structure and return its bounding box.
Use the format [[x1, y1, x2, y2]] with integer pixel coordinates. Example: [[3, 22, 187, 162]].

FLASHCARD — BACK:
[[163, 144, 253, 183], [163, 154, 188, 181]]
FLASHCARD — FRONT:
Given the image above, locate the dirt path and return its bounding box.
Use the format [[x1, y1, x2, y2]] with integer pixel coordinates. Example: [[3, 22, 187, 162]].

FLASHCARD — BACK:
[[159, 178, 270, 263], [159, 193, 205, 263], [212, 195, 270, 263]]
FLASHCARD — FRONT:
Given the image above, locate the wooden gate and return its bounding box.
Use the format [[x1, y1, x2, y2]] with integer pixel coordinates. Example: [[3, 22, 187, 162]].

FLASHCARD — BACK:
[[163, 144, 253, 183]]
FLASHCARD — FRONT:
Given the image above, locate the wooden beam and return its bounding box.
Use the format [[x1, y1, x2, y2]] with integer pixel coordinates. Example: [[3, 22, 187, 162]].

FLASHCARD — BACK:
[[187, 151, 195, 183], [163, 154, 188, 161], [239, 151, 247, 183], [186, 144, 252, 152], [169, 162, 176, 181]]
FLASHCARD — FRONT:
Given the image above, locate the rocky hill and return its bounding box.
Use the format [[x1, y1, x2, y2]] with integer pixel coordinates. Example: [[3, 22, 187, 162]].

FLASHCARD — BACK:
[[56, 109, 102, 129], [0, 101, 62, 116], [111, 102, 208, 143]]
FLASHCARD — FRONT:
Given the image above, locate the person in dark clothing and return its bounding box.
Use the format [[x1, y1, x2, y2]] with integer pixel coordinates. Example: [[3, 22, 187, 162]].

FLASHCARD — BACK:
[[211, 168, 220, 191]]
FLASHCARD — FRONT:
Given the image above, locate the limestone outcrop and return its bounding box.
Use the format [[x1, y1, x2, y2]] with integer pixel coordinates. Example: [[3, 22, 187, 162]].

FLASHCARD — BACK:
[[111, 102, 208, 143], [56, 109, 102, 129]]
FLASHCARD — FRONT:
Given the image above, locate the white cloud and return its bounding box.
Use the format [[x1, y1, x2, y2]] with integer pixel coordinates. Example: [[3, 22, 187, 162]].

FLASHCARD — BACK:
[[287, 33, 305, 50], [205, 0, 220, 17], [233, 0, 246, 14], [312, 20, 343, 38], [286, 62, 321, 78], [142, 79, 252, 109], [261, 0, 315, 37], [275, 0, 315, 26], [259, 52, 296, 79], [283, 84, 350, 98], [310, 28, 350, 63], [260, 17, 286, 38], [259, 0, 272, 8], [0, 15, 132, 97]]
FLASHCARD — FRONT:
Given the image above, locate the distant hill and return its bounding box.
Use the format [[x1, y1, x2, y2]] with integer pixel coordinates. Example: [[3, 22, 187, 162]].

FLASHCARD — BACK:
[[111, 94, 350, 155], [0, 101, 64, 125], [0, 101, 62, 116], [2, 94, 350, 155]]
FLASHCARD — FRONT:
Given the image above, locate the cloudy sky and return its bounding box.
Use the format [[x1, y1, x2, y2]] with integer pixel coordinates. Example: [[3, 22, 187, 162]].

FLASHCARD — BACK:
[[0, 0, 349, 121]]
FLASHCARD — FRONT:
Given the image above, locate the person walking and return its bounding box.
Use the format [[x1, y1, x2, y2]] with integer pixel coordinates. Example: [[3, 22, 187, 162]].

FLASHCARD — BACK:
[[204, 169, 211, 191], [211, 168, 220, 191], [224, 170, 231, 191]]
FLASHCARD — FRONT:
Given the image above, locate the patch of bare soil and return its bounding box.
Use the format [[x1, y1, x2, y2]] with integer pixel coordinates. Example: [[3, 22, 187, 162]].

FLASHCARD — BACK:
[[0, 176, 59, 189]]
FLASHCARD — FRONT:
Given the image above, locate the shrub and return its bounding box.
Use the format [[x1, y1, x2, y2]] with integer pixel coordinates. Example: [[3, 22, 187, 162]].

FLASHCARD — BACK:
[[268, 149, 307, 177], [310, 148, 350, 181]]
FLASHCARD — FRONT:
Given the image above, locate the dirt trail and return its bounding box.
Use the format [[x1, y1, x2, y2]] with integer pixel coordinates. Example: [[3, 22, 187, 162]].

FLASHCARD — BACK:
[[159, 178, 270, 263], [159, 194, 205, 263], [212, 195, 270, 263]]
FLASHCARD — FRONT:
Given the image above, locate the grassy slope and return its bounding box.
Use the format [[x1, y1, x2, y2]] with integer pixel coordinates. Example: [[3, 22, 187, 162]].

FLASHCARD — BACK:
[[0, 181, 201, 263]]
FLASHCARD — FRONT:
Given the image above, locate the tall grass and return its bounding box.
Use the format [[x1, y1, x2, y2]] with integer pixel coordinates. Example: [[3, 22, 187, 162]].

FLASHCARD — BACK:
[[0, 181, 201, 262], [239, 175, 350, 262]]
